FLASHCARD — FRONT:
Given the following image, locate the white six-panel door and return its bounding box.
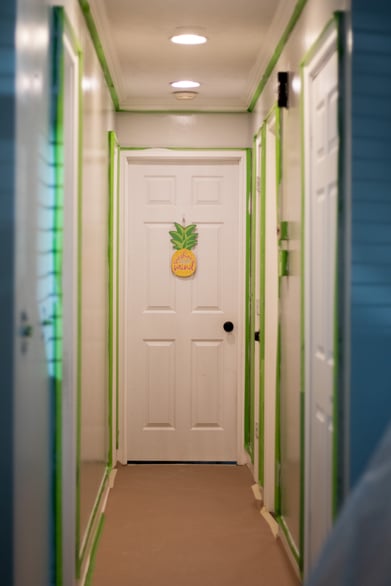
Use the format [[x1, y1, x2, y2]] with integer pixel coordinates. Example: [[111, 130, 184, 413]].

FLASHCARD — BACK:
[[119, 151, 246, 462], [304, 27, 339, 574]]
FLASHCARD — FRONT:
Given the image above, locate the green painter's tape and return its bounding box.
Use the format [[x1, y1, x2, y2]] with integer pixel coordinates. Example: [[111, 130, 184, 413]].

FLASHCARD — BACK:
[[274, 323, 282, 515], [118, 109, 251, 115], [333, 11, 346, 518], [244, 148, 254, 459], [120, 146, 252, 457], [78, 0, 119, 110], [299, 52, 306, 573], [249, 142, 258, 460], [107, 131, 116, 468], [299, 392, 305, 574], [248, 0, 308, 112], [115, 143, 120, 449], [299, 15, 342, 570], [120, 146, 250, 153], [274, 106, 283, 515], [78, 467, 110, 570], [277, 515, 300, 566], [258, 124, 267, 486], [300, 16, 337, 68], [64, 12, 83, 577], [85, 514, 105, 586], [52, 8, 65, 584], [75, 31, 84, 582]]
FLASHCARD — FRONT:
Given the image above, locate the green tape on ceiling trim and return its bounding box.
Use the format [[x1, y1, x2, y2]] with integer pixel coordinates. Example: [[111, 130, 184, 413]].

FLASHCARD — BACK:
[[258, 124, 267, 486], [248, 0, 308, 112], [84, 514, 105, 586], [118, 109, 251, 115], [120, 147, 250, 152], [78, 0, 119, 110]]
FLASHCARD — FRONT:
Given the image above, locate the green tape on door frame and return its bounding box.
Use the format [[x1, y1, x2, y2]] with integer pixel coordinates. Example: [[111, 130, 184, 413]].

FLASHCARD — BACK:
[[244, 146, 255, 460], [117, 146, 251, 461], [108, 130, 116, 468], [274, 106, 282, 516], [52, 8, 65, 584], [258, 124, 267, 487], [299, 13, 345, 572], [259, 124, 266, 486], [115, 141, 121, 450]]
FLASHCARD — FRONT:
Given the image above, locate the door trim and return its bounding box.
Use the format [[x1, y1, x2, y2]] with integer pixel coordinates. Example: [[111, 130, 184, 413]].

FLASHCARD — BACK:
[[302, 18, 340, 576], [118, 148, 249, 465]]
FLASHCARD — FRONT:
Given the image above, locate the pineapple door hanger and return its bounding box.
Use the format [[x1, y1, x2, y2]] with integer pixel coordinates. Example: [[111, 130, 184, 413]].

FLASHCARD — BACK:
[[170, 222, 198, 278]]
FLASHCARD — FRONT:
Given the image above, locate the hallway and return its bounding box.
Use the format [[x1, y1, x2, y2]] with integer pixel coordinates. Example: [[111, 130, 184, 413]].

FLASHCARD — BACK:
[[91, 464, 300, 586]]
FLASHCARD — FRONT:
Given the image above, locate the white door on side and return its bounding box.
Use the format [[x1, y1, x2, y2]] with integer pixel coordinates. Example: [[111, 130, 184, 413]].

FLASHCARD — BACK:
[[121, 154, 243, 462], [304, 28, 339, 574], [263, 113, 279, 512]]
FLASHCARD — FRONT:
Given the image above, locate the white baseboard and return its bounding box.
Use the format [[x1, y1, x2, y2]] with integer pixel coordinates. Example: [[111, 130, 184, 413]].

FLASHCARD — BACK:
[[79, 466, 117, 586], [260, 506, 280, 538]]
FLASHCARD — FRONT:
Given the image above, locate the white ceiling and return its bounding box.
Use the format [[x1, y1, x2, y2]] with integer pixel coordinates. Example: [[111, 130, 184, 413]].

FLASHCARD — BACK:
[[88, 0, 297, 112]]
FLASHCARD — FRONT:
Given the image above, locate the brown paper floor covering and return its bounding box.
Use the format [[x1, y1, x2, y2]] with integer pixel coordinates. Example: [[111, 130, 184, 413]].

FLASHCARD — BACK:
[[91, 464, 300, 586]]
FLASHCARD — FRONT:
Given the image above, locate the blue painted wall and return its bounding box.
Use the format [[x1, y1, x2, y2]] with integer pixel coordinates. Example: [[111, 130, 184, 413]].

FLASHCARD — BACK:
[[0, 1, 16, 584], [350, 0, 391, 486]]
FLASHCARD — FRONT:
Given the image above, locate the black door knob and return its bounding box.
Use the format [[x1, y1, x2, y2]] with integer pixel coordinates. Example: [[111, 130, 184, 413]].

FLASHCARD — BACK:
[[223, 321, 234, 333]]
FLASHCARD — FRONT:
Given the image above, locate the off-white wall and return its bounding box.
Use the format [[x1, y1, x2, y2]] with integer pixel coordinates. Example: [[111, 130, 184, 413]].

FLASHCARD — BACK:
[[59, 1, 114, 579], [251, 0, 350, 131], [115, 112, 252, 148], [250, 0, 350, 552]]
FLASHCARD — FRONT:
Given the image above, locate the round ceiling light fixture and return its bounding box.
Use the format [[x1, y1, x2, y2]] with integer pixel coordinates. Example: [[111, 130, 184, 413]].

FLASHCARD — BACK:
[[170, 80, 200, 89], [173, 91, 198, 101], [170, 32, 207, 45]]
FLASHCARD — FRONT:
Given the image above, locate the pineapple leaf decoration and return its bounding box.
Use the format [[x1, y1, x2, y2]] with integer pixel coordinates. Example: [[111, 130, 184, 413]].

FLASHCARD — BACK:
[[169, 223, 198, 251], [170, 223, 198, 278]]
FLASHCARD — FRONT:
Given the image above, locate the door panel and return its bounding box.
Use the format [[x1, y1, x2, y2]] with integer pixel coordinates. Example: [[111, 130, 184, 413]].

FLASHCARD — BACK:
[[304, 28, 339, 573], [122, 156, 243, 462]]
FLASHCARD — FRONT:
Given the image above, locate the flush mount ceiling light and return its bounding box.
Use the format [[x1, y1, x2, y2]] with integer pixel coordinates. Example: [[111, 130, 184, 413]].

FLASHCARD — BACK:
[[173, 91, 198, 101], [170, 80, 200, 89], [170, 33, 207, 45]]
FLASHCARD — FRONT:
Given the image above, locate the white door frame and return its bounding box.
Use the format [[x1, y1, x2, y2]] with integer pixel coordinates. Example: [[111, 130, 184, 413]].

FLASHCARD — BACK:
[[253, 135, 262, 484], [263, 111, 278, 512], [303, 24, 339, 576], [118, 148, 248, 465], [62, 30, 79, 586]]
